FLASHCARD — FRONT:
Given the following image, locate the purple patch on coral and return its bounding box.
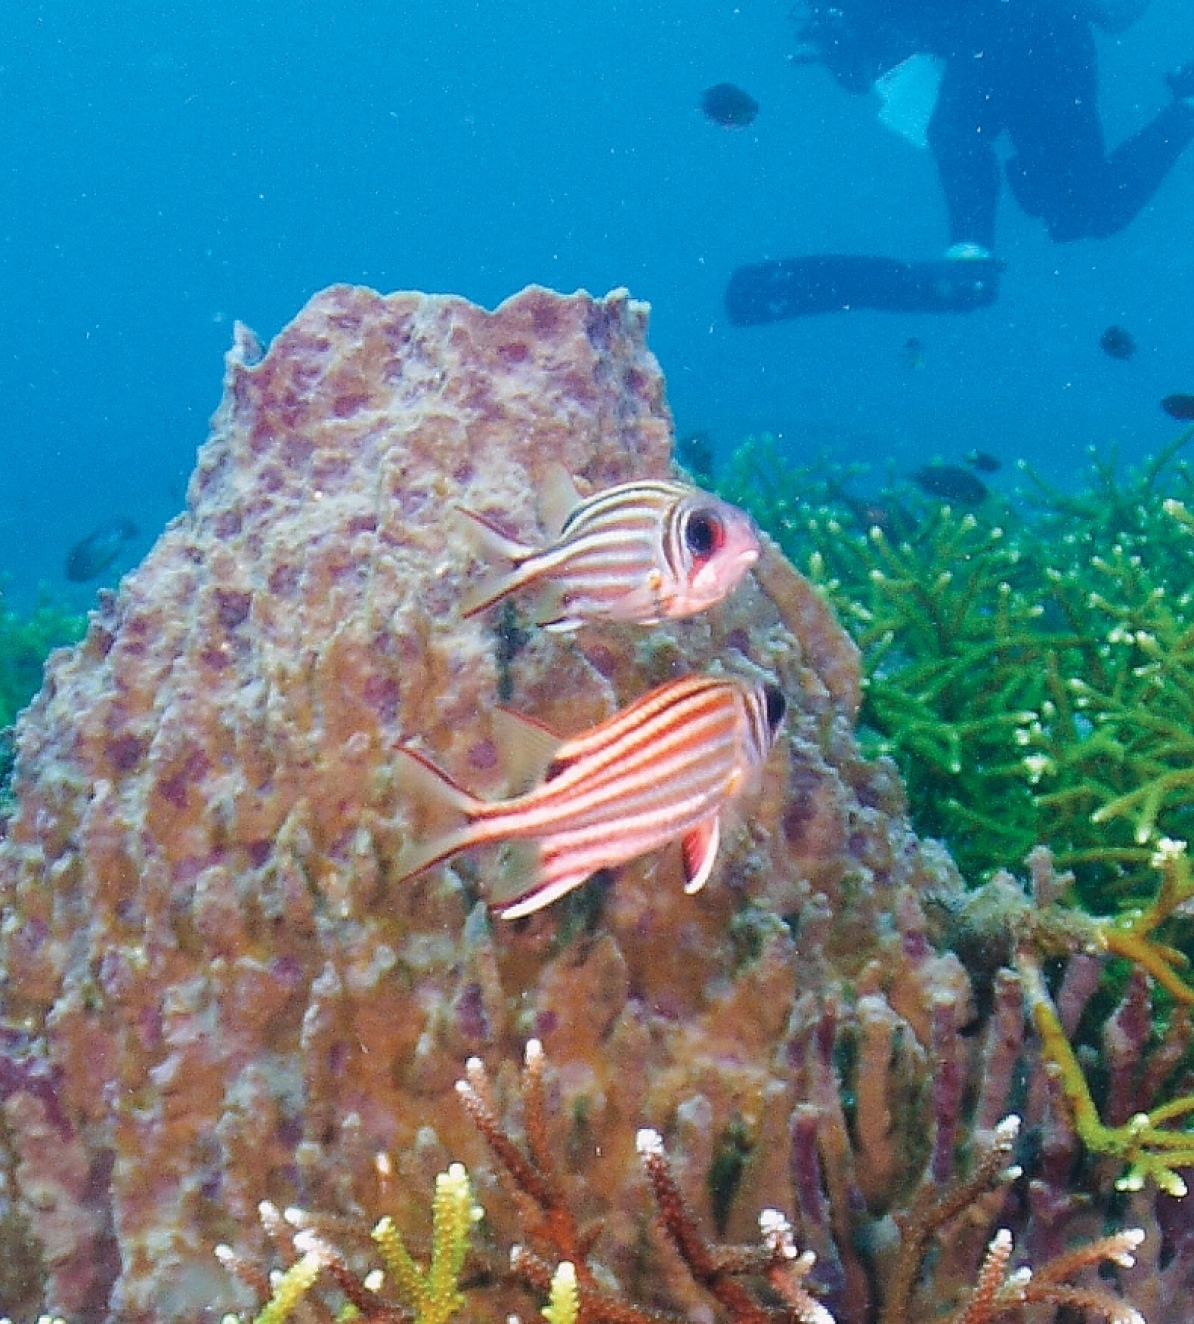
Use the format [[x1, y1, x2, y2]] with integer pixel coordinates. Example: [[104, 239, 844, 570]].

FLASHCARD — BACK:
[[214, 589, 252, 630], [362, 673, 401, 726], [245, 839, 272, 868], [106, 733, 145, 774], [454, 981, 490, 1043]]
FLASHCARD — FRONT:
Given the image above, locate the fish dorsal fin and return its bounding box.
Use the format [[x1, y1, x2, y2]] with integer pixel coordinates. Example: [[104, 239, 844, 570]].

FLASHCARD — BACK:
[[491, 705, 569, 793], [681, 814, 721, 895], [539, 463, 584, 538]]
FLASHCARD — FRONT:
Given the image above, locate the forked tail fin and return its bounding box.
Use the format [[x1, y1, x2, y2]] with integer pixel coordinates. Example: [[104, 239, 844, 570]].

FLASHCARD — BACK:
[[454, 505, 540, 619], [391, 745, 485, 882]]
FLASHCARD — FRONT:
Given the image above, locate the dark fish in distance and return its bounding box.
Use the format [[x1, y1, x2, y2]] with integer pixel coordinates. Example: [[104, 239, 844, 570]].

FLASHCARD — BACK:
[[901, 336, 925, 370], [65, 517, 138, 582], [965, 449, 1001, 473], [1099, 324, 1136, 361], [700, 83, 759, 128], [1161, 393, 1194, 422], [912, 464, 988, 506]]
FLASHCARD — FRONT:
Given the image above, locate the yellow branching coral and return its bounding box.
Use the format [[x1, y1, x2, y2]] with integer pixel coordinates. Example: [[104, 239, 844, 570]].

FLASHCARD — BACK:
[[1100, 836, 1194, 1006], [541, 1260, 580, 1324], [373, 1162, 480, 1324], [218, 1164, 480, 1324], [1019, 950, 1194, 1196]]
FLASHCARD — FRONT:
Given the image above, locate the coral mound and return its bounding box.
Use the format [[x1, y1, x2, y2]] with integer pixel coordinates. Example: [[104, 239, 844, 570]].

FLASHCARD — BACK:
[[0, 285, 949, 1322]]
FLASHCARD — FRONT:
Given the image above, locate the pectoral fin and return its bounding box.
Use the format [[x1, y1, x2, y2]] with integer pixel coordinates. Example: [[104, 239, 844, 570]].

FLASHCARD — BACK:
[[680, 815, 721, 894]]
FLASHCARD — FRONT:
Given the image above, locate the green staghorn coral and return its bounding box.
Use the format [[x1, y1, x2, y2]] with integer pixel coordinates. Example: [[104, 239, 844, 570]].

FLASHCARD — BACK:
[[717, 429, 1194, 911], [0, 588, 86, 731]]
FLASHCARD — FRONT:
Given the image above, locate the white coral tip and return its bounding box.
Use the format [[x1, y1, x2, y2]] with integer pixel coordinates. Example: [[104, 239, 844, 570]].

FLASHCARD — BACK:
[[636, 1127, 664, 1157], [525, 1038, 544, 1065], [995, 1115, 1022, 1143]]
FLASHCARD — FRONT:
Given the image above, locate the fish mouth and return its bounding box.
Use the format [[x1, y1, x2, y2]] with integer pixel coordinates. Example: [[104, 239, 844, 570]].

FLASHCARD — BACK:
[[691, 546, 759, 599]]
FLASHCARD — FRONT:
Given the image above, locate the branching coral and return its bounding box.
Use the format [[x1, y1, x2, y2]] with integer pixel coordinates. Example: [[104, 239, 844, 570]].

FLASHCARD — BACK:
[[717, 430, 1194, 905], [218, 1040, 1156, 1324], [0, 590, 85, 732], [217, 1162, 480, 1324]]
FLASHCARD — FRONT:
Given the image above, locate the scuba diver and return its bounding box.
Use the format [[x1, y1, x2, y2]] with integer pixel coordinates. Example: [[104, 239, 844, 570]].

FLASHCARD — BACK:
[[726, 0, 1194, 320]]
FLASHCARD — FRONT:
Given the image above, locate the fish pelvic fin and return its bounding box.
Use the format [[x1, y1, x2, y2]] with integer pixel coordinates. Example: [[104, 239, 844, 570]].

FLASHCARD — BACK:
[[681, 814, 722, 894], [490, 850, 592, 920], [454, 505, 540, 620], [391, 745, 485, 883]]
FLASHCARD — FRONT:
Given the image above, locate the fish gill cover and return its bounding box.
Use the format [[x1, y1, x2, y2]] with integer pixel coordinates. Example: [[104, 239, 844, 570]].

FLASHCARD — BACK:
[[0, 284, 1191, 1324]]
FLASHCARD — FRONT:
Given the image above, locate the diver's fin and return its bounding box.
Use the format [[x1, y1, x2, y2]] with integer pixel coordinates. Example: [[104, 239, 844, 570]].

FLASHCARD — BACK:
[[391, 745, 484, 883], [539, 463, 584, 538], [490, 706, 567, 792], [680, 814, 721, 894], [725, 254, 1003, 322]]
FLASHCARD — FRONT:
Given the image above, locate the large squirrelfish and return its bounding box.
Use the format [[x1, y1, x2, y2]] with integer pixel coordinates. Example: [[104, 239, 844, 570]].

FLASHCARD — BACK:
[[456, 467, 761, 632], [392, 674, 787, 918]]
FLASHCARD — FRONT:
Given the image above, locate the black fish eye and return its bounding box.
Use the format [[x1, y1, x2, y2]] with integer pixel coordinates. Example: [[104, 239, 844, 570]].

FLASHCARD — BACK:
[[763, 683, 787, 732], [683, 507, 724, 559]]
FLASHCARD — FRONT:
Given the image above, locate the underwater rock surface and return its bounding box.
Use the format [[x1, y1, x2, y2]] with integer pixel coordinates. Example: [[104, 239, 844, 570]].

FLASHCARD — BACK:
[[0, 285, 959, 1321]]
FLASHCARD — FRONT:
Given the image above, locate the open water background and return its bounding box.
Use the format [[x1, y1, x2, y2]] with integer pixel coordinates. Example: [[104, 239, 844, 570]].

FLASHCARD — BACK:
[[2, 0, 1193, 610]]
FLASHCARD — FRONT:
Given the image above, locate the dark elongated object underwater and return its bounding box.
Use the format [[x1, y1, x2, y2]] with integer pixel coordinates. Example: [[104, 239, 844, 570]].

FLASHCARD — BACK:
[[725, 254, 1003, 323]]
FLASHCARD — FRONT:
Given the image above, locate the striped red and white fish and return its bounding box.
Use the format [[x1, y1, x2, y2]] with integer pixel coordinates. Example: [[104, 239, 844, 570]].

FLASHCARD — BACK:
[[392, 673, 787, 919], [456, 466, 760, 632]]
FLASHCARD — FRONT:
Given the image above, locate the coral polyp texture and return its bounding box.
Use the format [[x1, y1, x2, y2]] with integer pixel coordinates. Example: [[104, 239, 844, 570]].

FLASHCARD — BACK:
[[0, 285, 1177, 1324]]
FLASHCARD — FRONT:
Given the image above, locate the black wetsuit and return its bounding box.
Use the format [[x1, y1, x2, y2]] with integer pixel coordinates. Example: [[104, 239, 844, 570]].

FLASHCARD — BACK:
[[811, 0, 1194, 249]]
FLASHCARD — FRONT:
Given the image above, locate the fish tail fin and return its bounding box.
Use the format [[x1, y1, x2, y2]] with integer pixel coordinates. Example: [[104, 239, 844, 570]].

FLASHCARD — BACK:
[[453, 505, 539, 619], [391, 745, 485, 883]]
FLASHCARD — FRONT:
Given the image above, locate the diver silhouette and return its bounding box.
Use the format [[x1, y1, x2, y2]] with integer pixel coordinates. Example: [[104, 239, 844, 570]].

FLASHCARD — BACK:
[[726, 0, 1194, 321]]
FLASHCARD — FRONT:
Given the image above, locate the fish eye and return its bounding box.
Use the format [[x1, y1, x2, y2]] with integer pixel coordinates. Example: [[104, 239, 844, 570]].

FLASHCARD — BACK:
[[682, 507, 725, 559], [763, 683, 787, 732]]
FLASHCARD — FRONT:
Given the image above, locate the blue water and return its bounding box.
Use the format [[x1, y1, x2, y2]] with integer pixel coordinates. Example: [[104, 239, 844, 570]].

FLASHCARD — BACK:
[[2, 0, 1193, 612]]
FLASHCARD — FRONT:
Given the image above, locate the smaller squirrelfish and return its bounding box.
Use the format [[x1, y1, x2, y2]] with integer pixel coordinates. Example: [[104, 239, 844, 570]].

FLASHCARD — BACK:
[[456, 467, 760, 632], [392, 673, 786, 919]]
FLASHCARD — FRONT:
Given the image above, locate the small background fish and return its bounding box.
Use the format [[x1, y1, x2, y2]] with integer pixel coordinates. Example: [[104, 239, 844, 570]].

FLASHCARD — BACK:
[[965, 449, 1001, 474], [1161, 393, 1194, 422], [700, 82, 759, 128], [912, 463, 988, 506], [1099, 324, 1137, 361], [900, 336, 926, 370], [64, 516, 138, 582]]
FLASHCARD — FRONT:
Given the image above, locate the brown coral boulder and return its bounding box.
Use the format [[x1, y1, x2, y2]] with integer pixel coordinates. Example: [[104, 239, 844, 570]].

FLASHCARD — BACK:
[[0, 285, 956, 1322]]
